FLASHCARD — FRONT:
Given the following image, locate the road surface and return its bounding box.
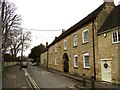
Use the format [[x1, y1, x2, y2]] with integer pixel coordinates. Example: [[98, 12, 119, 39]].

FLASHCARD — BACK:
[[25, 66, 80, 88]]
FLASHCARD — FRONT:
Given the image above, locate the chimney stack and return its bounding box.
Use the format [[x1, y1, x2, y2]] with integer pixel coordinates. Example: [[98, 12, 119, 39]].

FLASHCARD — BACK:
[[62, 29, 66, 34], [46, 42, 48, 48], [104, 0, 115, 6], [104, 0, 114, 2], [55, 37, 58, 39]]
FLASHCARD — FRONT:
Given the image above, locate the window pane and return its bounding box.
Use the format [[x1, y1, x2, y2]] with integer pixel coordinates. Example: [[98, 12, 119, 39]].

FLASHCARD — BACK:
[[74, 35, 77, 46], [74, 55, 78, 67], [64, 40, 67, 50], [83, 30, 88, 43], [113, 32, 117, 42], [85, 55, 90, 67]]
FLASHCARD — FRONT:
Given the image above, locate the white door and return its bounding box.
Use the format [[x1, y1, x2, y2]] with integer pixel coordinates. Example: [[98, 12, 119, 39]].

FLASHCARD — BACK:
[[101, 60, 111, 82]]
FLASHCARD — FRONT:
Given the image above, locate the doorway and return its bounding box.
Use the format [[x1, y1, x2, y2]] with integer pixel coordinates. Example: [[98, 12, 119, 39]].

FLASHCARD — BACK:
[[63, 53, 69, 72], [101, 60, 111, 82]]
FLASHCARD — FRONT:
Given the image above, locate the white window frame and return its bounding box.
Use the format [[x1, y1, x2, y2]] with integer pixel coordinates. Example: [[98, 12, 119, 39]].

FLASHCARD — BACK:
[[55, 58, 57, 65], [112, 30, 120, 43], [64, 40, 67, 50], [83, 53, 90, 68], [74, 55, 78, 67], [55, 57, 58, 65], [55, 45, 57, 53], [73, 34, 78, 47], [49, 47, 52, 54], [49, 55, 52, 64], [82, 29, 89, 43]]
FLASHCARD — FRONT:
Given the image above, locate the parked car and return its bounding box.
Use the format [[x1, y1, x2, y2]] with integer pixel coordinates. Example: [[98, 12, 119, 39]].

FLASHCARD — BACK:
[[21, 61, 28, 68]]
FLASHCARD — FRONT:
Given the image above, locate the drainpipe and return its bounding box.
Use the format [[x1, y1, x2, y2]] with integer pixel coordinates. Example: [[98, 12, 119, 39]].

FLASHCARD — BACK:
[[92, 19, 96, 80], [46, 48, 49, 68], [45, 42, 49, 68]]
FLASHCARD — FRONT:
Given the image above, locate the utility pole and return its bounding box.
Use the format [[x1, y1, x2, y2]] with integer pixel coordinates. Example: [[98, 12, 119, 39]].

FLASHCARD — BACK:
[[0, 0, 5, 89], [1, 0, 5, 58]]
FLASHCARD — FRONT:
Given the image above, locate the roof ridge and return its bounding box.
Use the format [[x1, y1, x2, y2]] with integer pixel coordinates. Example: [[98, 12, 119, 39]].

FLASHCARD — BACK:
[[47, 3, 105, 47]]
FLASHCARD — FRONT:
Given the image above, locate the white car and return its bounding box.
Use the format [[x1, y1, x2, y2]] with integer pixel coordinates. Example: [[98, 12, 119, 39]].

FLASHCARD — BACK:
[[21, 61, 28, 68]]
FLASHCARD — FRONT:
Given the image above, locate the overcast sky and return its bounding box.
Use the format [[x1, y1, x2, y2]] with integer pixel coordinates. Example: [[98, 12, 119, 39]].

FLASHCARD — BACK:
[[9, 0, 119, 56]]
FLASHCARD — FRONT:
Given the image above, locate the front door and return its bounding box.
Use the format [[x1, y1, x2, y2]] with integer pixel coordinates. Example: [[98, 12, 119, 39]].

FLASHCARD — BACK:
[[101, 60, 111, 82]]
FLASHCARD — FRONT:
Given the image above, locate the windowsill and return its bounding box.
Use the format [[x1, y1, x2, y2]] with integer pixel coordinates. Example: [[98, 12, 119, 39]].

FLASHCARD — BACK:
[[74, 66, 78, 69], [82, 41, 89, 45], [83, 67, 90, 69], [112, 41, 120, 44], [64, 49, 67, 51], [73, 45, 77, 48]]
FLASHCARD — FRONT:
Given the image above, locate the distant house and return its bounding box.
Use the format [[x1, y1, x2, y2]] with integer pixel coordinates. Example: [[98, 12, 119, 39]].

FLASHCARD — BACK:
[[40, 0, 120, 84]]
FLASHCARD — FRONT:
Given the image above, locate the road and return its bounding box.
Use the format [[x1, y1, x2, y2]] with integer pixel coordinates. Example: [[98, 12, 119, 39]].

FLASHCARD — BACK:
[[25, 66, 80, 88]]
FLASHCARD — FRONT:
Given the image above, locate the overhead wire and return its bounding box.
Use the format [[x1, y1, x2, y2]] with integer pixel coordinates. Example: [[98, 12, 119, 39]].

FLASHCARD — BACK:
[[20, 27, 61, 31]]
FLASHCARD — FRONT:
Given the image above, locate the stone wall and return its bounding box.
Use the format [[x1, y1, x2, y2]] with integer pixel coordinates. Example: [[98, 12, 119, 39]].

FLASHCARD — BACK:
[[3, 61, 19, 68]]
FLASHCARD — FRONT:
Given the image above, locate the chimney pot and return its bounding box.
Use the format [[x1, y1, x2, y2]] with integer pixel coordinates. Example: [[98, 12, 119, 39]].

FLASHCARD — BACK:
[[55, 37, 58, 39], [104, 0, 114, 6], [62, 29, 66, 33], [104, 0, 114, 2], [46, 42, 48, 47]]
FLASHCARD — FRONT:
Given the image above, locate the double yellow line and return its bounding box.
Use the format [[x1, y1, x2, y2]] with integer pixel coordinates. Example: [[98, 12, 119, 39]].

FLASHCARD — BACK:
[[23, 68, 40, 90]]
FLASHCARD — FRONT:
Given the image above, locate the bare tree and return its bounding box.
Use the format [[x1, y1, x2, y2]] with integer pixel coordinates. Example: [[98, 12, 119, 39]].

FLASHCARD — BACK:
[[1, 1, 31, 57], [2, 1, 21, 53], [8, 29, 31, 57]]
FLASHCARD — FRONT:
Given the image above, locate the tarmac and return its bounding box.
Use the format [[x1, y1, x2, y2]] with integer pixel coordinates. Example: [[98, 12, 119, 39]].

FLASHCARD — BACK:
[[2, 65, 120, 90], [37, 66, 120, 89]]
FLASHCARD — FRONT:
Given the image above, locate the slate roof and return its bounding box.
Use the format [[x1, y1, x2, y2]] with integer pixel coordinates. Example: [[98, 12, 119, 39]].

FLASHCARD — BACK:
[[48, 3, 105, 47], [98, 5, 120, 34]]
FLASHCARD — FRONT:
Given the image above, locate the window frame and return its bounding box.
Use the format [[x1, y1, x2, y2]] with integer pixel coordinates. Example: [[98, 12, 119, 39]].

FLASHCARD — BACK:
[[55, 55, 58, 65], [49, 54, 52, 64], [112, 30, 120, 43], [64, 40, 67, 50], [82, 29, 89, 43], [73, 34, 78, 47], [83, 53, 90, 68], [49, 47, 52, 54], [55, 45, 57, 53], [74, 55, 78, 68], [55, 58, 58, 65]]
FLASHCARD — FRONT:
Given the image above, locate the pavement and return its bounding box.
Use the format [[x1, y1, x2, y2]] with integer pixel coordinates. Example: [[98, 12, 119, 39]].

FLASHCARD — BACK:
[[37, 65, 120, 89], [2, 65, 30, 89]]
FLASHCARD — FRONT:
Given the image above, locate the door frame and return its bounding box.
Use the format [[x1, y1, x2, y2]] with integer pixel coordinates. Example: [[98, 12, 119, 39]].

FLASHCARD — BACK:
[[63, 53, 69, 72], [101, 58, 112, 82]]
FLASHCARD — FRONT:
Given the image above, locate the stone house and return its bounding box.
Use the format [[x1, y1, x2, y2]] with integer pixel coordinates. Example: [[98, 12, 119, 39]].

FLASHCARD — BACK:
[[40, 48, 48, 67], [40, 0, 119, 84], [97, 4, 120, 84]]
